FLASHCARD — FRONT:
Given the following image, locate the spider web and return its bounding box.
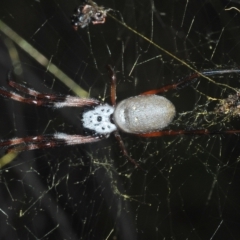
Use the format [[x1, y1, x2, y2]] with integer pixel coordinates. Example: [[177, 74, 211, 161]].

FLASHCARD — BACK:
[[1, 0, 240, 239]]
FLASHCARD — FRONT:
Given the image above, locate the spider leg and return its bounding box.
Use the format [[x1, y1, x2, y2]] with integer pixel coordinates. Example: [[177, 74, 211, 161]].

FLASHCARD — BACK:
[[8, 79, 41, 96], [7, 70, 44, 97], [107, 66, 144, 170], [114, 131, 145, 171], [141, 69, 240, 95], [0, 77, 101, 108], [0, 133, 103, 153], [106, 65, 117, 106], [137, 129, 240, 137]]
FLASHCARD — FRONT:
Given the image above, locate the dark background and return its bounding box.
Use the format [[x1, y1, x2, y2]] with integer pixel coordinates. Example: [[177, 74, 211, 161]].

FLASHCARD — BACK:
[[1, 0, 240, 239]]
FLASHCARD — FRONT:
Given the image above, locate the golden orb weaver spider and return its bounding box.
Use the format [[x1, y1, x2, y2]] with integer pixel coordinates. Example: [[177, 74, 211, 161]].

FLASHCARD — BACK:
[[0, 66, 240, 168]]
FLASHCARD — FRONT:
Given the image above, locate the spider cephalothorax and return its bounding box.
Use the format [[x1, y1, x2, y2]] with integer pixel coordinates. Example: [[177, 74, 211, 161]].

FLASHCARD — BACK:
[[82, 104, 116, 135]]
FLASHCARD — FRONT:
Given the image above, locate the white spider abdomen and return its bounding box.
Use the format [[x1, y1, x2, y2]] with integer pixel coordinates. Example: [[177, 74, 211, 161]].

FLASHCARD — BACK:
[[82, 104, 117, 134], [113, 95, 176, 134]]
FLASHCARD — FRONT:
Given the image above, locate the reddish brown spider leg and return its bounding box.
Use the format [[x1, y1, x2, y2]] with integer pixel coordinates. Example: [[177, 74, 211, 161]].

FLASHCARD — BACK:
[[140, 69, 240, 95], [7, 71, 40, 96], [140, 73, 200, 95], [137, 129, 240, 137], [114, 131, 145, 170], [106, 65, 117, 106], [0, 85, 100, 107], [8, 79, 41, 96], [5, 71, 101, 107], [0, 134, 102, 153]]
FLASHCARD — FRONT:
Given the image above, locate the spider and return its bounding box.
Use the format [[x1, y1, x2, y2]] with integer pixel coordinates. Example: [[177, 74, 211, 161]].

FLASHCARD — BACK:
[[0, 67, 240, 168], [71, 0, 111, 30]]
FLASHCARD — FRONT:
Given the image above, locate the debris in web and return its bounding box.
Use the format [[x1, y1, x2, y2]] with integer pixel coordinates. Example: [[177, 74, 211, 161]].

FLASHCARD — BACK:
[[71, 0, 111, 30], [214, 90, 240, 117]]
